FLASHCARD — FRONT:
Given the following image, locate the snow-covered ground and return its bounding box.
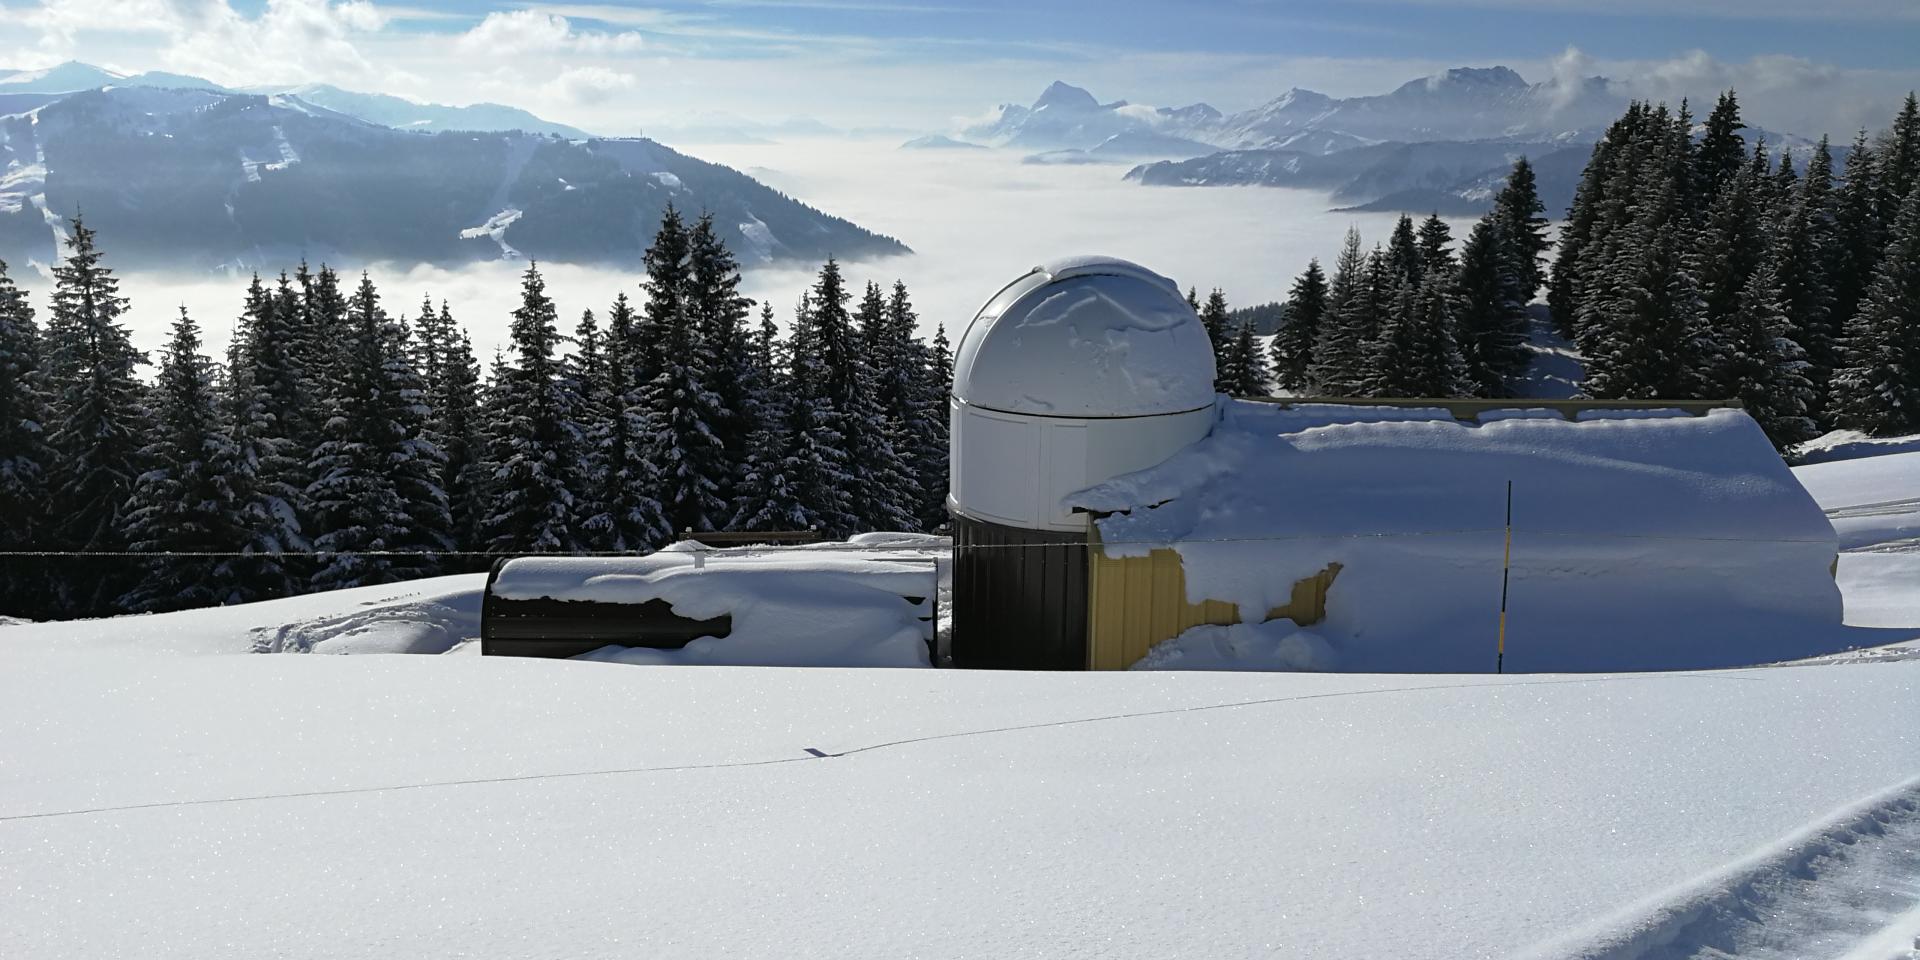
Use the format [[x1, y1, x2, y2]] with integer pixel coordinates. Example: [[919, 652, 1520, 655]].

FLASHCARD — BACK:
[[2, 442, 1916, 958]]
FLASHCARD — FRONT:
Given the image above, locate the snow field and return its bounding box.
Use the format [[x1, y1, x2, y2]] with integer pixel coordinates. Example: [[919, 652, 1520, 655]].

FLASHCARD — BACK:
[[2, 653, 1918, 959], [0, 424, 1916, 957], [1796, 450, 1920, 552]]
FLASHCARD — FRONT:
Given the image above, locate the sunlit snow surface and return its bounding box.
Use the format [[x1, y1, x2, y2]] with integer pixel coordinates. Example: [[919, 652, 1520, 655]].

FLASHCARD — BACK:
[[1, 442, 1917, 959]]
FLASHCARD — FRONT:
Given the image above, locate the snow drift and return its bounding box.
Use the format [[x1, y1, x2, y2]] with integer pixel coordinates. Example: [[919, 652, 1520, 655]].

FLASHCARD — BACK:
[[1073, 402, 1844, 673]]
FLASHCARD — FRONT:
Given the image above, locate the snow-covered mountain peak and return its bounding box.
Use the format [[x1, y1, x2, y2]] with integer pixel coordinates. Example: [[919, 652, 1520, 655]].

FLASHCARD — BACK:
[[1421, 66, 1527, 91], [1032, 81, 1100, 112], [0, 60, 124, 92]]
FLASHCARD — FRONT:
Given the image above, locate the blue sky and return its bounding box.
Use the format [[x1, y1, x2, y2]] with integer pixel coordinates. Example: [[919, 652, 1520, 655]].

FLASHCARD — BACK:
[[6, 0, 1918, 134], [348, 0, 1920, 68]]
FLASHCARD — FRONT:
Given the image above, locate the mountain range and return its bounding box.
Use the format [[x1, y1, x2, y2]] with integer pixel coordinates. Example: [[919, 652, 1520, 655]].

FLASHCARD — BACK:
[[0, 61, 595, 139], [0, 67, 905, 272], [953, 68, 1821, 217], [962, 68, 1624, 156]]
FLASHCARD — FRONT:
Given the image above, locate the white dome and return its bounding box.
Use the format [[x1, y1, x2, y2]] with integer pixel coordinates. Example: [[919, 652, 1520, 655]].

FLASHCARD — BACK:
[[952, 256, 1217, 418]]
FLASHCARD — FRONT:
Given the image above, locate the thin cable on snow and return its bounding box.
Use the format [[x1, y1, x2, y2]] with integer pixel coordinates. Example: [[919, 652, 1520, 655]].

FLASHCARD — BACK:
[[0, 671, 1763, 825]]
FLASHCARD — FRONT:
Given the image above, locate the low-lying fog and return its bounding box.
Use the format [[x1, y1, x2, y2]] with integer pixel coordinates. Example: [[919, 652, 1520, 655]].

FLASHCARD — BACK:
[[22, 138, 1465, 359]]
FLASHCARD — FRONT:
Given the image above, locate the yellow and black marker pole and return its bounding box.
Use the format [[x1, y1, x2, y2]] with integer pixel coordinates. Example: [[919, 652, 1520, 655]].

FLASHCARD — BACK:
[[1497, 480, 1512, 674]]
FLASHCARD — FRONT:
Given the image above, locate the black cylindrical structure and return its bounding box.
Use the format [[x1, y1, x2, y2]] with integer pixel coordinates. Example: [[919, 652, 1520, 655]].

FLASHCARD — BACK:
[[949, 513, 1088, 670]]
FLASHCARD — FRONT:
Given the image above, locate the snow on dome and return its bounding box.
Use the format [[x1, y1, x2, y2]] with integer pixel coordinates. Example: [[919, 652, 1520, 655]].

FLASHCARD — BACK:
[[952, 256, 1216, 418]]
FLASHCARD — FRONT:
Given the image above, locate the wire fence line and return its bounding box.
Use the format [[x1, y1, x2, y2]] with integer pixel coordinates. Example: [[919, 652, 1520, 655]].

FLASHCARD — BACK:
[[0, 526, 1843, 559]]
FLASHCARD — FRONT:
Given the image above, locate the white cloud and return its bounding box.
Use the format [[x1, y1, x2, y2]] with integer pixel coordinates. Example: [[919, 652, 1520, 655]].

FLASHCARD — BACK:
[[15, 0, 392, 86], [1538, 47, 1913, 137], [546, 65, 638, 105], [455, 10, 644, 57]]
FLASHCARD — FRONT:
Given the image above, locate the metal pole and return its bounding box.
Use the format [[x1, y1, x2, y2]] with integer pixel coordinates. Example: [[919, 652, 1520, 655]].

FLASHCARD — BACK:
[[1498, 480, 1512, 674]]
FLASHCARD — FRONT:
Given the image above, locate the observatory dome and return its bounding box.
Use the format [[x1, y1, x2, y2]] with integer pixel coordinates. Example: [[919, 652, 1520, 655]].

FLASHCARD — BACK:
[[952, 256, 1217, 419]]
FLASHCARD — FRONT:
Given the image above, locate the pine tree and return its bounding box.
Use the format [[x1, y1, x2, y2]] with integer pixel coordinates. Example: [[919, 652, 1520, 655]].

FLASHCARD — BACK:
[[563, 307, 610, 548], [41, 218, 147, 615], [436, 320, 486, 556], [478, 263, 580, 553], [1771, 151, 1799, 202], [1878, 92, 1920, 223], [1830, 132, 1886, 368], [1383, 214, 1422, 288], [1200, 289, 1234, 393], [920, 320, 954, 530], [1416, 214, 1454, 278], [119, 308, 256, 612], [295, 263, 350, 416], [1454, 218, 1531, 397], [222, 273, 306, 599], [1831, 186, 1920, 435], [760, 288, 857, 534], [1694, 165, 1768, 341], [1550, 107, 1644, 338], [1767, 178, 1838, 408], [731, 301, 810, 533], [633, 205, 689, 395], [687, 212, 756, 515], [307, 274, 448, 588], [1309, 229, 1374, 395], [1694, 91, 1748, 199], [1718, 263, 1818, 451], [874, 280, 946, 531], [586, 291, 667, 551], [1368, 272, 1464, 398], [818, 264, 915, 532], [1272, 259, 1327, 392], [1491, 156, 1552, 301], [641, 293, 730, 538], [0, 258, 54, 617], [1220, 319, 1270, 396], [1576, 108, 1718, 400]]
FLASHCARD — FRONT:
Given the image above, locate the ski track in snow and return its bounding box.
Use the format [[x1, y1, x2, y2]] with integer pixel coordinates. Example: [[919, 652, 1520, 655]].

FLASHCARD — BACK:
[[1539, 780, 1920, 960]]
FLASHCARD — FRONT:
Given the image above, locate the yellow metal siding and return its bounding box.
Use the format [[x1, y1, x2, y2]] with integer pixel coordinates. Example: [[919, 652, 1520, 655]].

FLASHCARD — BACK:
[[1087, 533, 1341, 670]]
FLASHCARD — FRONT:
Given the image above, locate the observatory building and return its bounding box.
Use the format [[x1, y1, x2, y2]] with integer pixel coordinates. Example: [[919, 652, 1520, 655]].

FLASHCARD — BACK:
[[946, 257, 1842, 673], [947, 256, 1218, 668]]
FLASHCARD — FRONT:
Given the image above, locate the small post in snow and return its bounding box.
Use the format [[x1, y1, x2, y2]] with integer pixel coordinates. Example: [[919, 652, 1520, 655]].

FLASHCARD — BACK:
[[1497, 480, 1512, 674]]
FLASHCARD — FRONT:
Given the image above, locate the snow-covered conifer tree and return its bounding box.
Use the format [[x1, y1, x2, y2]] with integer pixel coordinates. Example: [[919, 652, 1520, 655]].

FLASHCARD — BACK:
[[307, 274, 448, 588], [1368, 273, 1464, 398], [1453, 218, 1530, 397], [0, 258, 53, 616], [1491, 157, 1552, 302], [1719, 263, 1818, 450], [1309, 229, 1374, 395], [1200, 288, 1234, 393], [1831, 186, 1920, 436], [1221, 319, 1271, 396], [1272, 259, 1326, 392], [688, 212, 756, 511], [42, 218, 148, 614], [478, 263, 579, 553], [119, 307, 255, 612]]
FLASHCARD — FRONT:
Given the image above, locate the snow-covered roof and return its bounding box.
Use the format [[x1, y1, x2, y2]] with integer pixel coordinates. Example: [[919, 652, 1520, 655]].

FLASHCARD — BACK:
[[1069, 402, 1844, 672], [951, 256, 1216, 418]]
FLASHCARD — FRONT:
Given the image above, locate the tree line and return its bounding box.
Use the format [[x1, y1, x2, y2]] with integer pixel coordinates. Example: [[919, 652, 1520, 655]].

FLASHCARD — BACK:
[[0, 207, 952, 619], [1243, 90, 1920, 452], [1209, 153, 1551, 403]]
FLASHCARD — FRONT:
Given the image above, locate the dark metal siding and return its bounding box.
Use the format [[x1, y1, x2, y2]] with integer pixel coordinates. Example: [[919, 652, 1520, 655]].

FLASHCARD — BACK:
[[950, 514, 1089, 670], [479, 561, 732, 658]]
